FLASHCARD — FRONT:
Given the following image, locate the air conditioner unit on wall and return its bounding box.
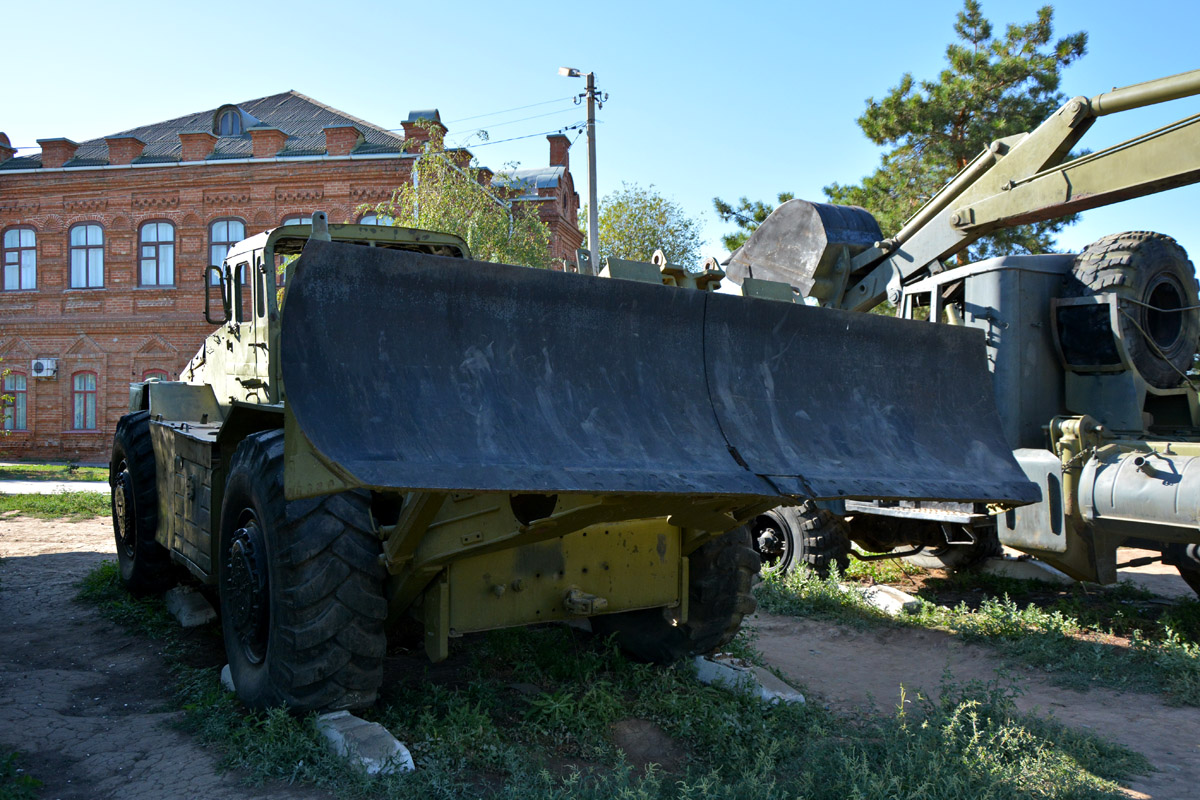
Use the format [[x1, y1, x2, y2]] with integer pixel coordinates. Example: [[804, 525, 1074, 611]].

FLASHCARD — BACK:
[[31, 358, 58, 378]]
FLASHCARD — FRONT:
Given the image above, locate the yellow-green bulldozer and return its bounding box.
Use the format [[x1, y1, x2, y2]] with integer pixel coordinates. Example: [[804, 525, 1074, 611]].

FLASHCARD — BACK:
[[110, 206, 1038, 712]]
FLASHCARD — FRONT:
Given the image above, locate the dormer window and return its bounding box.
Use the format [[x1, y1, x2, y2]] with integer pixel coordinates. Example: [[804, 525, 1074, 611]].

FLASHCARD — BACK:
[[218, 109, 242, 136]]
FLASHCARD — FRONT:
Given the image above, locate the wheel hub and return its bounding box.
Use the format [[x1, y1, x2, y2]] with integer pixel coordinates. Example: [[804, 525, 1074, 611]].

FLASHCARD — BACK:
[[226, 519, 269, 663], [112, 468, 135, 557]]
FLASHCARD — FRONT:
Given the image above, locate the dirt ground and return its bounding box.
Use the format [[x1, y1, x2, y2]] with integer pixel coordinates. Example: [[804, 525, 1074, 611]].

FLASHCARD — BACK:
[[0, 515, 328, 800], [2, 515, 1197, 799]]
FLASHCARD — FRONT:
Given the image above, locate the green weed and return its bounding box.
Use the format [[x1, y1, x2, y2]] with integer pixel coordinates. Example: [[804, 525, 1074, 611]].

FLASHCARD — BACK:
[[0, 491, 110, 520], [0, 752, 41, 800]]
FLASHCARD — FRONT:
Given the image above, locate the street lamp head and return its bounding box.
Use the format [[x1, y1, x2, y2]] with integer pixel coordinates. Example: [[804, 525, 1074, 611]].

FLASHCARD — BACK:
[[558, 67, 582, 78]]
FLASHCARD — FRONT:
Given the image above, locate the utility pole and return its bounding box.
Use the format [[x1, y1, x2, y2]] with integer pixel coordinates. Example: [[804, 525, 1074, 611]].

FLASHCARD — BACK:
[[559, 68, 606, 274]]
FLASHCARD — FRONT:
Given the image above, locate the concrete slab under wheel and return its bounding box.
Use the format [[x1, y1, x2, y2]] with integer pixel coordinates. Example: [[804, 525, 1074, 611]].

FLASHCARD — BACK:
[[164, 586, 217, 627], [316, 710, 415, 775], [693, 654, 805, 704]]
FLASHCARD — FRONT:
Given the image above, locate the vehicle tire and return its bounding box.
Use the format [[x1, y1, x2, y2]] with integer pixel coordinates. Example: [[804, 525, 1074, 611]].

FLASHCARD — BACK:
[[899, 531, 1001, 571], [218, 430, 387, 712], [1068, 231, 1200, 389], [590, 526, 760, 663], [1165, 543, 1200, 597], [110, 411, 174, 595], [751, 503, 850, 577]]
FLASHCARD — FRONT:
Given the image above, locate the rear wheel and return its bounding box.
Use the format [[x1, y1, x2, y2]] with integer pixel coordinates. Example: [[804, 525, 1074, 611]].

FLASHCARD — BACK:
[[591, 526, 759, 663], [899, 529, 1001, 571], [110, 411, 174, 595], [1068, 231, 1200, 388], [1165, 543, 1200, 598], [218, 430, 387, 712]]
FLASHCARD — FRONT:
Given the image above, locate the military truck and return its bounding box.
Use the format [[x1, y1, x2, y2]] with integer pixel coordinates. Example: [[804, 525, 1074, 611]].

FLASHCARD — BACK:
[[110, 211, 1035, 711], [727, 69, 1200, 593]]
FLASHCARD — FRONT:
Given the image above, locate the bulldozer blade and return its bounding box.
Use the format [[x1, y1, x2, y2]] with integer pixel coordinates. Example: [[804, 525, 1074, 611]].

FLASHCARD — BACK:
[[282, 240, 1036, 504]]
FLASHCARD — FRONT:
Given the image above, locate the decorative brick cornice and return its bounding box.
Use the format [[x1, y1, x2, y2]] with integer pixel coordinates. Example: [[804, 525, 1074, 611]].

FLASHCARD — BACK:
[[63, 196, 108, 213], [275, 186, 324, 203], [350, 186, 392, 202], [0, 201, 40, 214], [204, 190, 251, 206], [132, 191, 180, 210]]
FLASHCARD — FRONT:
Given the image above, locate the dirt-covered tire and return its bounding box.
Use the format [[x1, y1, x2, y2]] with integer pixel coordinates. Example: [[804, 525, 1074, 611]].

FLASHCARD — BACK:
[[110, 411, 174, 595], [218, 430, 387, 712], [751, 503, 850, 577], [590, 526, 759, 663], [1068, 231, 1200, 389]]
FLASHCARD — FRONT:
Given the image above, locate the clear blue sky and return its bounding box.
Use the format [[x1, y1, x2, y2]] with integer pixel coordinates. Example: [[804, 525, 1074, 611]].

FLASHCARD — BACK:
[[6, 0, 1199, 264]]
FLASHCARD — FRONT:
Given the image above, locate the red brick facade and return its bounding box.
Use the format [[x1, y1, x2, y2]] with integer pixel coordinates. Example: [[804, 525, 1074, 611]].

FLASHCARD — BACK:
[[0, 97, 582, 463]]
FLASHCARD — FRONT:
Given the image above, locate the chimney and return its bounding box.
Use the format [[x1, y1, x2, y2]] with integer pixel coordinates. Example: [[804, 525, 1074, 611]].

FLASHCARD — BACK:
[[249, 126, 289, 159], [37, 137, 78, 168], [323, 124, 363, 157], [179, 130, 217, 161], [0, 133, 14, 163], [401, 110, 446, 151], [547, 134, 570, 169], [105, 135, 146, 165]]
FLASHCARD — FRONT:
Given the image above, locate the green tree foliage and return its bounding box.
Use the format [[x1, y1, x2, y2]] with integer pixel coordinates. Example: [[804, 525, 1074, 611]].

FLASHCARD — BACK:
[[824, 0, 1087, 260], [585, 182, 704, 266], [712, 192, 795, 252], [363, 123, 551, 269]]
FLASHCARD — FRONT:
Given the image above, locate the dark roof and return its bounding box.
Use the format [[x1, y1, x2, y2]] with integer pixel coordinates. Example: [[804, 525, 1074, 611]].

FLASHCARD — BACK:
[[2, 91, 411, 170]]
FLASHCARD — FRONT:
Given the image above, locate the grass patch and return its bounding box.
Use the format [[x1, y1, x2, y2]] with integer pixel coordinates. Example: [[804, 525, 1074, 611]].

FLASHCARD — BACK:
[[0, 492, 110, 520], [0, 463, 108, 482], [0, 752, 41, 800], [75, 561, 1148, 799], [759, 566, 1200, 705]]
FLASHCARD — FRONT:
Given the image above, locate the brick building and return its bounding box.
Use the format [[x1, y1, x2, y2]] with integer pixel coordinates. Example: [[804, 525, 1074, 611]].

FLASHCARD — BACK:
[[0, 92, 583, 462]]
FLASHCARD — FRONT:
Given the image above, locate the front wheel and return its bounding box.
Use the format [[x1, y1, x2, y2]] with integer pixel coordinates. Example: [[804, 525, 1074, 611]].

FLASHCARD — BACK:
[[218, 430, 387, 712], [590, 526, 760, 663]]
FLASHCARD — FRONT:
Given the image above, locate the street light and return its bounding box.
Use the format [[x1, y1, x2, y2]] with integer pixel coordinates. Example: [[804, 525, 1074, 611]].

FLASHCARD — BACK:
[[559, 67, 605, 275]]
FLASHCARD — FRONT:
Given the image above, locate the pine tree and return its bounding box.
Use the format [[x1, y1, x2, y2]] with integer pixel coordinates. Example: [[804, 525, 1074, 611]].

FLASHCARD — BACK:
[[824, 1, 1087, 259]]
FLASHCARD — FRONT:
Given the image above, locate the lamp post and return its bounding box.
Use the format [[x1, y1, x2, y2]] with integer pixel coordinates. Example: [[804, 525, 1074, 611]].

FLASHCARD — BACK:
[[559, 67, 605, 274]]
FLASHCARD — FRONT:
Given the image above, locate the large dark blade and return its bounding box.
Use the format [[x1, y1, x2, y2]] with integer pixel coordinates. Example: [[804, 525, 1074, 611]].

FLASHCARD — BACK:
[[705, 294, 1040, 503], [282, 239, 1036, 503], [282, 240, 775, 496]]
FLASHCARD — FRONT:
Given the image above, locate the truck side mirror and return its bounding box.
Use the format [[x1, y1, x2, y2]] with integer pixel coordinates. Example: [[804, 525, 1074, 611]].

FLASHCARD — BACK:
[[205, 265, 231, 325]]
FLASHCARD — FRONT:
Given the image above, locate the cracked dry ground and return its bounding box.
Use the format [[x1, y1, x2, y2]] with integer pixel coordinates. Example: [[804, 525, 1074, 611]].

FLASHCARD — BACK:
[[0, 515, 329, 800]]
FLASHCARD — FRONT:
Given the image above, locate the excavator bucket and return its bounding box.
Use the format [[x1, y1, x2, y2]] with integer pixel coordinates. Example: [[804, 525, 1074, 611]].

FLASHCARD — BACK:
[[281, 240, 1037, 504]]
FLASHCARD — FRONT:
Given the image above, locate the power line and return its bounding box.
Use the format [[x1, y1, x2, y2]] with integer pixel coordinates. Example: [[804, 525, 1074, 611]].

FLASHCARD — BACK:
[[445, 96, 575, 124]]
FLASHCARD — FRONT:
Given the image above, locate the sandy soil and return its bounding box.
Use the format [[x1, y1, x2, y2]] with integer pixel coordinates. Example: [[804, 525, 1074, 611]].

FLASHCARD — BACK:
[[2, 514, 1197, 799], [0, 515, 327, 800]]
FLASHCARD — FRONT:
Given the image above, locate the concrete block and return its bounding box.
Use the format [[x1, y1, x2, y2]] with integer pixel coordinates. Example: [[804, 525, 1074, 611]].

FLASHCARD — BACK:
[[981, 555, 1074, 586], [851, 584, 922, 615], [316, 710, 415, 776], [164, 586, 217, 628], [693, 654, 804, 705], [220, 664, 235, 693]]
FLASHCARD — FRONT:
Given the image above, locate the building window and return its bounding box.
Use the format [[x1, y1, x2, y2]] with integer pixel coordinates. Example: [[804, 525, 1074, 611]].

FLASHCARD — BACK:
[[141, 369, 169, 381], [69, 223, 105, 288], [3, 227, 37, 291], [218, 109, 243, 136], [72, 371, 97, 430], [139, 221, 175, 286], [359, 212, 395, 226], [209, 218, 246, 284], [2, 372, 26, 431], [281, 214, 312, 226]]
